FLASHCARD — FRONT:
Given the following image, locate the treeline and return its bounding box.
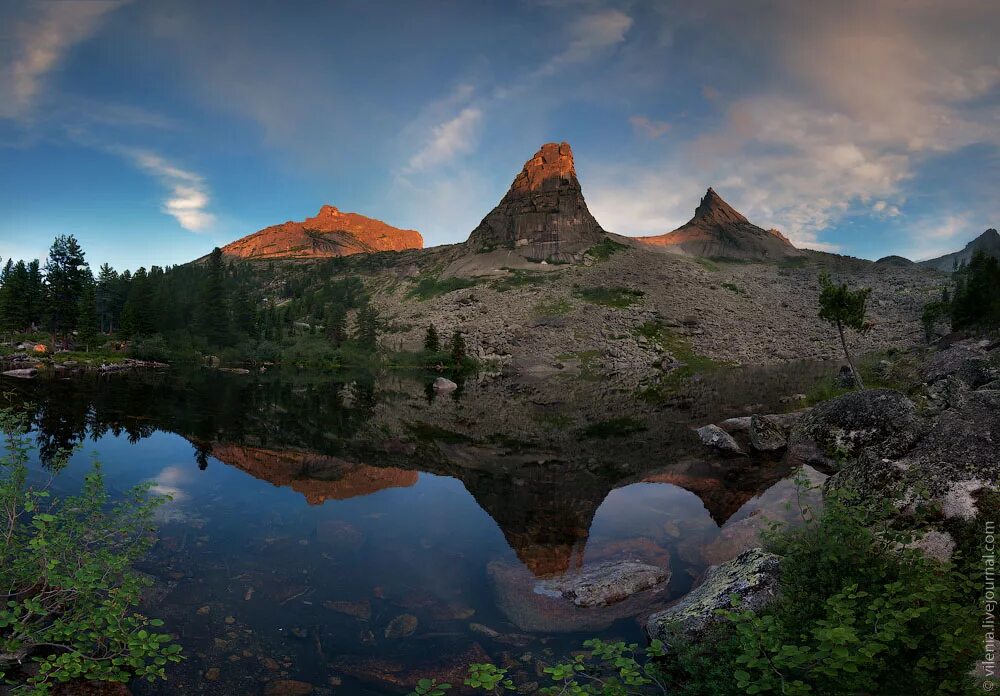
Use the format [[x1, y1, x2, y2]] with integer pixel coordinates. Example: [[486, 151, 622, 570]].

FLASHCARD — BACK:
[[922, 250, 1000, 339], [0, 236, 377, 364]]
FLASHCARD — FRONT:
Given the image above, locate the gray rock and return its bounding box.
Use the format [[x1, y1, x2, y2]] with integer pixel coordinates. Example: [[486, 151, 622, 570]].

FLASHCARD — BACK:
[[836, 365, 857, 389], [923, 343, 989, 385], [539, 560, 669, 608], [749, 414, 786, 452], [432, 377, 458, 392], [2, 368, 37, 379], [695, 424, 744, 456], [788, 389, 922, 469], [646, 548, 781, 639]]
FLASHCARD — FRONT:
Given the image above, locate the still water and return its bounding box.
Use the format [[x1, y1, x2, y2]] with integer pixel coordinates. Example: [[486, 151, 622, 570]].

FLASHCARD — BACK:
[[3, 362, 834, 694]]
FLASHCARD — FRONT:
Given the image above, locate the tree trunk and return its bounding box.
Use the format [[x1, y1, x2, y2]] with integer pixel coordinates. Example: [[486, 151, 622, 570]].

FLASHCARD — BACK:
[[838, 321, 865, 390]]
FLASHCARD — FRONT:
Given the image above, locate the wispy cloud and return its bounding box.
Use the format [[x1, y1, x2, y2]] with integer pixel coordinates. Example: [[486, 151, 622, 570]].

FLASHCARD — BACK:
[[128, 150, 215, 232], [630, 116, 670, 139], [405, 107, 483, 172], [534, 9, 632, 78], [0, 1, 127, 120]]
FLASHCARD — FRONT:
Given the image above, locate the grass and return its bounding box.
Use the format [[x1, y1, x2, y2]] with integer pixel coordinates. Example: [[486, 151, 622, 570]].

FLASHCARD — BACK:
[[580, 416, 647, 439], [407, 275, 477, 300], [634, 321, 730, 402], [585, 238, 628, 261], [492, 270, 552, 292], [693, 258, 721, 272], [532, 297, 573, 317], [404, 421, 472, 444], [556, 349, 603, 381], [721, 282, 748, 296], [802, 349, 923, 406], [573, 286, 644, 308]]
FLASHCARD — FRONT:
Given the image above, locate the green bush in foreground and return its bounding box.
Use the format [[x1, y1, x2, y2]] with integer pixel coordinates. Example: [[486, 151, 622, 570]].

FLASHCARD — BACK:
[[0, 410, 182, 694], [409, 485, 980, 696]]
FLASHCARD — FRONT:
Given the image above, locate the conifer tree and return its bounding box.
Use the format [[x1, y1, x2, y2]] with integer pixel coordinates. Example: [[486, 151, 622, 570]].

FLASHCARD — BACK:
[[325, 305, 347, 346], [450, 330, 466, 366], [423, 324, 440, 353], [44, 235, 89, 340], [355, 305, 379, 348], [195, 248, 231, 346], [76, 281, 99, 351], [818, 272, 872, 389]]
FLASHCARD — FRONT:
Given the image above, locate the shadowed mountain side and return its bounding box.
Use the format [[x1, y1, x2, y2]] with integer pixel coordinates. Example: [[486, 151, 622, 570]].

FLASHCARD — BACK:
[[635, 188, 805, 261], [222, 205, 423, 260], [919, 228, 1000, 272]]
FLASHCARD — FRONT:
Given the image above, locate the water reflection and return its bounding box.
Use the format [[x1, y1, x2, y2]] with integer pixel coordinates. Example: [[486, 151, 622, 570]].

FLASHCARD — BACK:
[[2, 362, 833, 693]]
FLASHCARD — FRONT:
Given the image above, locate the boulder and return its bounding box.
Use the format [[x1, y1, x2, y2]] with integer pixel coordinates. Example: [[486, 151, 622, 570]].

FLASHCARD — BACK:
[[537, 560, 669, 608], [695, 424, 744, 456], [835, 365, 856, 389], [646, 548, 781, 640], [749, 415, 786, 452], [433, 377, 458, 392], [787, 389, 922, 469]]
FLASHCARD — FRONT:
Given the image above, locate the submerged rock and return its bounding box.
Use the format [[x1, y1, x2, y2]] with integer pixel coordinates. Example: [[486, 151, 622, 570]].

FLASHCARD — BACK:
[[384, 613, 418, 639], [695, 424, 744, 456], [646, 547, 781, 640], [2, 368, 37, 379], [537, 560, 669, 608]]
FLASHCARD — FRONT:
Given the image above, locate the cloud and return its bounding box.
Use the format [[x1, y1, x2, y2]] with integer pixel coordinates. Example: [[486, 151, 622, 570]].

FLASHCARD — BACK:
[[0, 1, 127, 119], [535, 9, 633, 78], [630, 116, 670, 139], [406, 107, 483, 172], [129, 150, 216, 232]]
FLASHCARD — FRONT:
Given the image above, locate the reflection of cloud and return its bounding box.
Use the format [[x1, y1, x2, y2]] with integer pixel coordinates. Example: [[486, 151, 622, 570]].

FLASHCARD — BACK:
[[0, 1, 127, 119], [148, 464, 190, 503]]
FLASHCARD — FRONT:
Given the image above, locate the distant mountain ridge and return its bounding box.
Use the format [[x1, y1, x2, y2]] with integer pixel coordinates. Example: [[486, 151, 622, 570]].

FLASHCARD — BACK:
[[636, 188, 804, 261], [919, 228, 1000, 272], [221, 205, 423, 260]]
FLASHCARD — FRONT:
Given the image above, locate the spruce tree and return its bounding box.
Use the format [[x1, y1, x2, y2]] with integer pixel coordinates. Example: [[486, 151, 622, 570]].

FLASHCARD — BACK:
[[195, 248, 231, 346], [423, 324, 440, 353], [450, 330, 467, 366], [95, 263, 119, 333], [44, 235, 89, 340], [325, 305, 347, 346], [1, 261, 30, 332], [355, 305, 379, 348], [76, 281, 99, 351]]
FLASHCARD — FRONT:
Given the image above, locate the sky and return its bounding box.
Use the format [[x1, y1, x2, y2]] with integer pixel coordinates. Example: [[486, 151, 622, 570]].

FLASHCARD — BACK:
[[0, 0, 997, 270]]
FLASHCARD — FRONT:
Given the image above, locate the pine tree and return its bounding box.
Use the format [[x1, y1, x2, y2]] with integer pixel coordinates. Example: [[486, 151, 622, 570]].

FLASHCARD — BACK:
[[818, 272, 872, 389], [354, 305, 379, 348], [1, 261, 30, 332], [195, 248, 231, 346], [76, 280, 99, 351], [450, 330, 467, 366], [325, 305, 347, 346], [423, 324, 440, 353], [95, 263, 119, 333], [121, 268, 156, 338], [44, 235, 89, 340]]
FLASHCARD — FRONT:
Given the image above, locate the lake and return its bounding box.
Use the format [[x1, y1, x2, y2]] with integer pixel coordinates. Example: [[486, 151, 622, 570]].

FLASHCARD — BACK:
[[2, 361, 834, 694]]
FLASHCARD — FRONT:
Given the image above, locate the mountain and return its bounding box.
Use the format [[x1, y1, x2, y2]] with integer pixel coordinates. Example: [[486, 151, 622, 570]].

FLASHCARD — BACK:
[[919, 228, 1000, 272], [636, 188, 805, 261], [221, 205, 422, 260], [464, 142, 606, 263]]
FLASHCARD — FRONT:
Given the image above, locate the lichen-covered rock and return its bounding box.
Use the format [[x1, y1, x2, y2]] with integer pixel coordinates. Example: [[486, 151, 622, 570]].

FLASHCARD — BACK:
[[787, 389, 923, 469], [432, 377, 458, 392], [749, 414, 786, 452], [646, 548, 781, 639], [695, 424, 744, 456], [538, 560, 669, 608]]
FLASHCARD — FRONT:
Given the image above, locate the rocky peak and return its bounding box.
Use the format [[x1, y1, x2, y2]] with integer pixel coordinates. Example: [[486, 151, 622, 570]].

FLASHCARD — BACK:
[[691, 187, 749, 227], [510, 142, 578, 194], [464, 141, 606, 263]]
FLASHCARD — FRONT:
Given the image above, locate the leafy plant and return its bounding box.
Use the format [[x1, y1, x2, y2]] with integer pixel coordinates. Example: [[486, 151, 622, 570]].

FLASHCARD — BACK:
[[818, 272, 872, 389], [0, 410, 182, 694], [574, 286, 644, 308], [586, 238, 628, 262]]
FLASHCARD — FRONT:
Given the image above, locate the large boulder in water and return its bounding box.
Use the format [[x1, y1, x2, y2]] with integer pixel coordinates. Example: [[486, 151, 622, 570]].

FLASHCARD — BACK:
[[537, 560, 669, 608], [646, 548, 781, 639], [695, 424, 745, 456], [749, 414, 787, 452], [787, 389, 923, 469]]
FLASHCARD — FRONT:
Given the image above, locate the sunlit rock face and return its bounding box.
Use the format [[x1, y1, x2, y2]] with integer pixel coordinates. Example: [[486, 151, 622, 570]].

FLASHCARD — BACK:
[[201, 443, 418, 504], [637, 187, 804, 261], [465, 141, 607, 262], [221, 205, 423, 260]]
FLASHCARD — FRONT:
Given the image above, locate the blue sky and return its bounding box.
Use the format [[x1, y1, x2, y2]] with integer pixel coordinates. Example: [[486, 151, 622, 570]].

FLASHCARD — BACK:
[[0, 0, 997, 270]]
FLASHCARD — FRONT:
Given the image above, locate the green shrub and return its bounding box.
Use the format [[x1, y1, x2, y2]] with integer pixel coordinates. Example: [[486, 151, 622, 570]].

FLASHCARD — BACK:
[[574, 286, 644, 308], [586, 238, 628, 261], [0, 410, 182, 693], [580, 416, 647, 438], [407, 275, 477, 300], [129, 335, 170, 362]]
